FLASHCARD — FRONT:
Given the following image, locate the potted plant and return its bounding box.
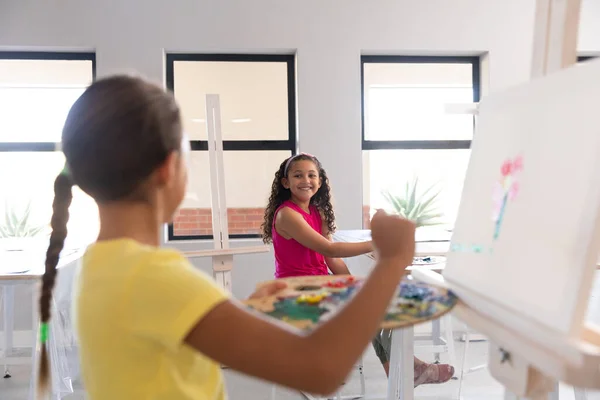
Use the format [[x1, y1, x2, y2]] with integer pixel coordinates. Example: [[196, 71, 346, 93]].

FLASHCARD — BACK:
[[0, 199, 50, 251], [380, 176, 445, 228]]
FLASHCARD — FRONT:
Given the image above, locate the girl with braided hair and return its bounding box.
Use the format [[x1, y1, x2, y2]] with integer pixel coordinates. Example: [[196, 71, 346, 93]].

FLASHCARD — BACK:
[[38, 74, 420, 399]]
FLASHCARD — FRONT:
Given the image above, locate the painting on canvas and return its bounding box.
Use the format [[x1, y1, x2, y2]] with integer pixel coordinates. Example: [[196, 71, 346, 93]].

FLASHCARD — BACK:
[[443, 59, 600, 338]]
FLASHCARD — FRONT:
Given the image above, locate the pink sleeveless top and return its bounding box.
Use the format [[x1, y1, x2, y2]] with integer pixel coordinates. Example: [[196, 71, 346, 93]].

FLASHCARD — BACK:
[[272, 200, 329, 278]]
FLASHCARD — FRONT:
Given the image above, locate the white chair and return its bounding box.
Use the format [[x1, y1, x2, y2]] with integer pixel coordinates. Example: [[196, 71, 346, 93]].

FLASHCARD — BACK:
[[270, 357, 366, 400], [0, 283, 72, 399]]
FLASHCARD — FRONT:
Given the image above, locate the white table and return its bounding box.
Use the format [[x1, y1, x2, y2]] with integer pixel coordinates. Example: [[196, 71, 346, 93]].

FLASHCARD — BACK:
[[333, 229, 452, 400], [334, 229, 451, 258], [0, 247, 83, 399]]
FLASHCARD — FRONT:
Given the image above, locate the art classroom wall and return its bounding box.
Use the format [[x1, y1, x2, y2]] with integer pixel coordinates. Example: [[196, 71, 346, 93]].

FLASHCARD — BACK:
[[1, 0, 600, 335]]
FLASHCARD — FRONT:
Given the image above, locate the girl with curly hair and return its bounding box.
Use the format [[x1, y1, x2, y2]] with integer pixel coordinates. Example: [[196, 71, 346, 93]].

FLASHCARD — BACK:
[[261, 153, 372, 278], [261, 153, 455, 386]]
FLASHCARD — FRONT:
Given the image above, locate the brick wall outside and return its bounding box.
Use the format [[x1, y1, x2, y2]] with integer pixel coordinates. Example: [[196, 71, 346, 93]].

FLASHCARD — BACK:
[[173, 205, 374, 237], [173, 208, 265, 237]]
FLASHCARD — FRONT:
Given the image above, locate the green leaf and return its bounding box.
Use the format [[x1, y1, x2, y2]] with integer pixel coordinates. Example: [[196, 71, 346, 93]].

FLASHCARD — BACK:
[[0, 199, 49, 238], [381, 190, 404, 215], [380, 177, 446, 228], [418, 193, 440, 214], [407, 202, 421, 221]]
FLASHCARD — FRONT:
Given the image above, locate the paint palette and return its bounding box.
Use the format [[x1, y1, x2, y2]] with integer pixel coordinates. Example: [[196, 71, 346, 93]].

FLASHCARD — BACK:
[[244, 275, 457, 331], [366, 253, 446, 266]]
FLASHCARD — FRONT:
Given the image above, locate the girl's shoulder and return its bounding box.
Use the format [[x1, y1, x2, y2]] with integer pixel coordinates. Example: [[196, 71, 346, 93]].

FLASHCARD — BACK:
[[274, 201, 298, 222], [275, 200, 294, 215]]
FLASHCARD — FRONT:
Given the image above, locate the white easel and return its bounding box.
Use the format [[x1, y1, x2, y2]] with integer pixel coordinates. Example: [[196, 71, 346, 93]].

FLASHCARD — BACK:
[[447, 0, 584, 382], [446, 0, 589, 356], [183, 94, 269, 292], [414, 1, 600, 399]]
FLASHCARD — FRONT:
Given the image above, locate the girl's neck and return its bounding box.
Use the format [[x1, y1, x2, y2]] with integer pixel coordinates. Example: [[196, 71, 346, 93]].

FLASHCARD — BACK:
[[97, 202, 163, 247], [290, 197, 311, 213]]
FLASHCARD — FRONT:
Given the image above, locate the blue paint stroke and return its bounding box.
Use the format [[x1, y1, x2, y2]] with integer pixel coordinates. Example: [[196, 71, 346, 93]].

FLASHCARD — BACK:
[[493, 193, 508, 240], [450, 243, 463, 252], [450, 243, 491, 254], [471, 245, 483, 253]]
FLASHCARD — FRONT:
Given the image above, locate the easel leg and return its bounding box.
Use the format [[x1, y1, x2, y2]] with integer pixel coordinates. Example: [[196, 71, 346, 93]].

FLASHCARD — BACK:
[[213, 255, 233, 292], [213, 270, 232, 292], [387, 327, 414, 400]]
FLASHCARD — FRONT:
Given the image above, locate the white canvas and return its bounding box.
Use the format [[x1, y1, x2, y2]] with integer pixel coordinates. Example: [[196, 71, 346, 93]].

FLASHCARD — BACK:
[[443, 58, 600, 339]]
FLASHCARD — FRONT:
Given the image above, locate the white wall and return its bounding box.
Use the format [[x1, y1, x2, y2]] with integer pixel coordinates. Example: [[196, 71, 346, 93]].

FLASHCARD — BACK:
[[3, 0, 600, 229], [2, 0, 600, 330], [0, 0, 540, 231]]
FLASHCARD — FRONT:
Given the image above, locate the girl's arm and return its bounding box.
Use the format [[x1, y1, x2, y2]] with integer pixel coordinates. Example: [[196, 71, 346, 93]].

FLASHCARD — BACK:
[[184, 255, 408, 395], [326, 257, 351, 275], [275, 207, 372, 258], [320, 212, 352, 275]]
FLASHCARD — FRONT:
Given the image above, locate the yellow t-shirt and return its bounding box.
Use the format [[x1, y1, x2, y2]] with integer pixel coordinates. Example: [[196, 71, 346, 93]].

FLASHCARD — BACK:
[[73, 238, 229, 399]]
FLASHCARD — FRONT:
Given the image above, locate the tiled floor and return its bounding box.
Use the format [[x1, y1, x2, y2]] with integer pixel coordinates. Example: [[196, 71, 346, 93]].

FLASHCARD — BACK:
[[2, 337, 599, 400]]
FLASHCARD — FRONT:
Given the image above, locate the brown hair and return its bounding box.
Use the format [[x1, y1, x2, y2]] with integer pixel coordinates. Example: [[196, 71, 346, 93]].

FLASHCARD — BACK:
[[38, 75, 183, 393], [261, 153, 336, 244]]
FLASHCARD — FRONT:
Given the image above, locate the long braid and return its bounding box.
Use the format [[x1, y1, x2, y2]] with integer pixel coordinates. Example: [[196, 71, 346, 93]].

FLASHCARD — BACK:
[[38, 171, 73, 394]]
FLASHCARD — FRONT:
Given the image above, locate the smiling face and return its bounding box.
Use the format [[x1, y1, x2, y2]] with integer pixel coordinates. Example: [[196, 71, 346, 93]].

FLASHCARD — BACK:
[[282, 159, 322, 204]]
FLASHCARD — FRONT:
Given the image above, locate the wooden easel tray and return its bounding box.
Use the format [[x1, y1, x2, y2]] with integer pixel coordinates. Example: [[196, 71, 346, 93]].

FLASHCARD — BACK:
[[244, 274, 458, 331]]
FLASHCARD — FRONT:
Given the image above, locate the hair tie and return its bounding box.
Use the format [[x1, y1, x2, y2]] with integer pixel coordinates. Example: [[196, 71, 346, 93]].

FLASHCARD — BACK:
[[61, 163, 70, 177], [40, 322, 49, 344]]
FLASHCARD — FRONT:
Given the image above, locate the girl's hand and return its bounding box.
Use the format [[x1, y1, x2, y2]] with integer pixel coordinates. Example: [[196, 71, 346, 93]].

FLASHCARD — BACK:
[[247, 281, 288, 300], [370, 209, 415, 265]]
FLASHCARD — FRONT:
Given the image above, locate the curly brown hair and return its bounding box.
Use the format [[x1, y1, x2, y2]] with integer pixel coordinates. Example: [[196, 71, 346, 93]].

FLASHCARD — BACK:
[[261, 153, 336, 244]]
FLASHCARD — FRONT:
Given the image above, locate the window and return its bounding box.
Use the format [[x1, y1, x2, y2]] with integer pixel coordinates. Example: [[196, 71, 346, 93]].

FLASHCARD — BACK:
[[0, 52, 97, 249], [361, 56, 480, 233], [165, 54, 296, 240]]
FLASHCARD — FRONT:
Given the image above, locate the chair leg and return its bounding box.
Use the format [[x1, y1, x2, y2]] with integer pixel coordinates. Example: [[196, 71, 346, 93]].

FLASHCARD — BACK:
[[574, 388, 587, 400], [442, 315, 457, 368], [277, 360, 365, 400], [271, 384, 277, 400], [3, 285, 15, 378], [28, 315, 40, 400], [432, 318, 442, 363], [457, 331, 471, 399]]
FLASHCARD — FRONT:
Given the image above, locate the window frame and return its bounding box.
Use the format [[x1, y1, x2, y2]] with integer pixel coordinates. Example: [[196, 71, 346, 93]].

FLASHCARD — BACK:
[[360, 55, 481, 229], [0, 51, 97, 153], [577, 55, 597, 63], [0, 51, 97, 244], [165, 53, 297, 241], [360, 55, 481, 151]]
